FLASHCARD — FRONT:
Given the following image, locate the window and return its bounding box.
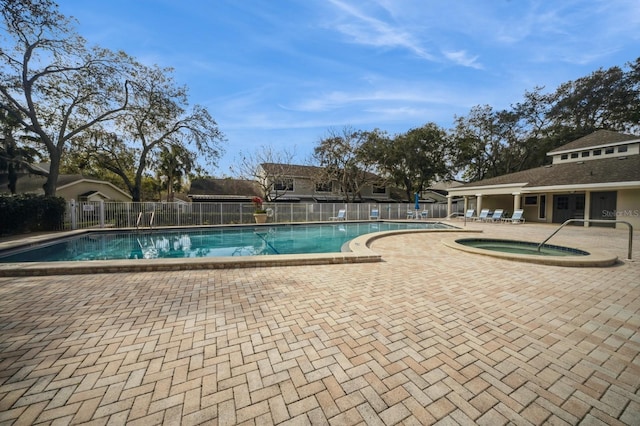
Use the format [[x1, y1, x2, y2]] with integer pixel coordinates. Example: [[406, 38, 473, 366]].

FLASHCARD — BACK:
[[593, 149, 601, 156], [560, 154, 568, 160], [570, 153, 579, 159], [315, 182, 332, 192], [605, 147, 614, 154], [581, 151, 589, 157], [539, 195, 546, 219], [524, 196, 537, 205], [618, 145, 628, 153], [273, 178, 294, 191], [556, 196, 569, 210], [372, 185, 386, 194]]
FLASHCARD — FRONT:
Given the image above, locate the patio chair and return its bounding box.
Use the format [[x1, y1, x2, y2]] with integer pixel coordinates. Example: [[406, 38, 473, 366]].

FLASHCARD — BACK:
[[458, 209, 475, 220], [505, 209, 525, 224], [474, 209, 490, 221], [488, 209, 504, 223], [407, 210, 415, 219], [420, 210, 429, 220], [330, 209, 346, 221], [369, 209, 379, 220]]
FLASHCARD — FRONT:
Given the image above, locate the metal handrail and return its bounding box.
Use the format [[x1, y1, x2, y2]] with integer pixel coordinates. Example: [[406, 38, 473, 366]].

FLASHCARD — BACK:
[[537, 219, 633, 260], [136, 211, 155, 229]]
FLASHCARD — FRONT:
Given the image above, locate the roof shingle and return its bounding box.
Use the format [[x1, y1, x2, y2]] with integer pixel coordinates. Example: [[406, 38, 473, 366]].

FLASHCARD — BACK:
[[457, 155, 640, 189], [548, 129, 639, 153]]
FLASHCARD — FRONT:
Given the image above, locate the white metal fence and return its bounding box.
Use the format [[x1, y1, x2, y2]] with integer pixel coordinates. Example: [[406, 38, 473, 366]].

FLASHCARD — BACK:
[[66, 200, 456, 230]]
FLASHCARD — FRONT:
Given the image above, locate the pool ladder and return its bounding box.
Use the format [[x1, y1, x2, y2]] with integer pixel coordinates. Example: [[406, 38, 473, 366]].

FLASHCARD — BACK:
[[136, 211, 155, 230], [538, 219, 633, 260]]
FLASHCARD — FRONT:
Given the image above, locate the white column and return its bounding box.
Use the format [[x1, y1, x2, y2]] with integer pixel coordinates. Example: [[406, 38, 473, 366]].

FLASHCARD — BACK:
[[584, 191, 591, 227], [512, 192, 521, 212], [475, 194, 483, 214]]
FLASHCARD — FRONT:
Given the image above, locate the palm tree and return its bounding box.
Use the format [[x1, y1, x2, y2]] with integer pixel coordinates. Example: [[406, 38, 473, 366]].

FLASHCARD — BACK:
[[156, 144, 195, 202]]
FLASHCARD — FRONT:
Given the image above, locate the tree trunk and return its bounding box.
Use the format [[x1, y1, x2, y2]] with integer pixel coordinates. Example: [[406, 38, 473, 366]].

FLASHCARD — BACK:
[[42, 151, 61, 196]]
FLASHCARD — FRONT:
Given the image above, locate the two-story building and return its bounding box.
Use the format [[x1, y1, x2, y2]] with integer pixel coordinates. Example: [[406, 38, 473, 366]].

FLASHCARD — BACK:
[[258, 163, 396, 203], [446, 130, 640, 228]]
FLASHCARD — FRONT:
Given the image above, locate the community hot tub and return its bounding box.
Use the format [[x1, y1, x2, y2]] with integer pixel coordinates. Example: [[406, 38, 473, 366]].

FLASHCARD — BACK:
[[442, 237, 618, 267]]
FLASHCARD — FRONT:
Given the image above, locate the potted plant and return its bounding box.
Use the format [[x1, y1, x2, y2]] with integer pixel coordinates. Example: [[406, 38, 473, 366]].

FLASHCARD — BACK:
[[252, 196, 268, 223]]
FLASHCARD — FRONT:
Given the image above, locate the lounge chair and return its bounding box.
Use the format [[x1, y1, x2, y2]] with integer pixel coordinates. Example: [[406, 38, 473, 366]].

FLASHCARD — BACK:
[[369, 209, 379, 220], [407, 210, 415, 219], [330, 209, 346, 221], [474, 209, 490, 221], [458, 209, 475, 220], [505, 209, 525, 224], [488, 209, 504, 223], [420, 210, 429, 220]]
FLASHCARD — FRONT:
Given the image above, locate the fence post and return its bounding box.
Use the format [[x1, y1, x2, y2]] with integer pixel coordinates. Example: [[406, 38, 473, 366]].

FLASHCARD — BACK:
[[99, 200, 105, 228], [70, 199, 77, 230]]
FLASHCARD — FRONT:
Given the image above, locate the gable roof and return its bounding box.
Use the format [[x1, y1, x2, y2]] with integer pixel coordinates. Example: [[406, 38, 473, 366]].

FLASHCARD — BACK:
[[260, 163, 324, 178], [0, 172, 132, 200], [188, 178, 261, 201], [260, 163, 385, 182], [454, 154, 640, 191], [548, 130, 639, 154]]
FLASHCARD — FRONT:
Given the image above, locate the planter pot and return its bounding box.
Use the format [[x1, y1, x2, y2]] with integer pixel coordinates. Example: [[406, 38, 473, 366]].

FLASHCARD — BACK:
[[253, 213, 268, 224]]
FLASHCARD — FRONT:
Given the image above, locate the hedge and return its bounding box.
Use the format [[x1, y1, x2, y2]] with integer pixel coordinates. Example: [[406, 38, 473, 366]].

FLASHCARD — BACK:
[[0, 194, 66, 236]]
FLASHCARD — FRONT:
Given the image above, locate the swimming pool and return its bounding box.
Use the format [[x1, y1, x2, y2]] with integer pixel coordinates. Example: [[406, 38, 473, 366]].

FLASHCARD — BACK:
[[0, 221, 453, 263]]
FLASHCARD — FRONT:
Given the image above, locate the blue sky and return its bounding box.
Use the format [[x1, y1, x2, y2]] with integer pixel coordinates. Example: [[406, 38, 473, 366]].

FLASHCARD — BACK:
[[57, 0, 639, 176]]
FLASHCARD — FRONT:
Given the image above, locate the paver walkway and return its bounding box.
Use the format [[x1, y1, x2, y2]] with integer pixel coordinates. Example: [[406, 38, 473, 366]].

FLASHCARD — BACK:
[[0, 222, 638, 425]]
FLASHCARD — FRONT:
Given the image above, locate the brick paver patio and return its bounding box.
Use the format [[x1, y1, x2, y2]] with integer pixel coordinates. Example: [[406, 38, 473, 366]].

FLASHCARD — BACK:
[[0, 222, 638, 425]]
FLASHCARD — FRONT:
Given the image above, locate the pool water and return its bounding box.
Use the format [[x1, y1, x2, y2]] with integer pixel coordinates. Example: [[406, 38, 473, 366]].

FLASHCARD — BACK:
[[0, 222, 452, 263], [456, 238, 590, 256]]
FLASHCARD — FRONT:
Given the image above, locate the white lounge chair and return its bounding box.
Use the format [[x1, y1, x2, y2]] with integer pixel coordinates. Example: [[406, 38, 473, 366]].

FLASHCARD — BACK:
[[330, 209, 346, 221], [420, 210, 429, 220], [369, 209, 379, 220], [505, 209, 525, 224], [407, 210, 415, 219], [459, 209, 475, 220], [488, 209, 504, 223], [474, 209, 490, 221]]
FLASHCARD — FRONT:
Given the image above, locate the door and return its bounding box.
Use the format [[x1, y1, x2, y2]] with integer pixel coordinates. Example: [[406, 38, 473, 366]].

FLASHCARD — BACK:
[[589, 191, 617, 228], [553, 194, 585, 224]]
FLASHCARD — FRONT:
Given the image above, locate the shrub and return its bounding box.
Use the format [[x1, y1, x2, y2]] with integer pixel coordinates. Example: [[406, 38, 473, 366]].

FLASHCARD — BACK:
[[0, 194, 66, 236]]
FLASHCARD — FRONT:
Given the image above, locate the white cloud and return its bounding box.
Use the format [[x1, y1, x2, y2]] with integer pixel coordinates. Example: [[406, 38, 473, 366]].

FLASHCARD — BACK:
[[442, 50, 482, 69], [325, 0, 435, 61]]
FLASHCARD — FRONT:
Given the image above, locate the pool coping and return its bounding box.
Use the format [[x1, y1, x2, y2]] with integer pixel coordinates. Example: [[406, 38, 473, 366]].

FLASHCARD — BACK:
[[0, 223, 478, 276], [441, 236, 619, 267]]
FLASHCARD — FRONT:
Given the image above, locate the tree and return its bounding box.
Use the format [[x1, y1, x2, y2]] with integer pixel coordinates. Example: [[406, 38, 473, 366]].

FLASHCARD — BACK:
[[231, 144, 296, 201], [450, 105, 505, 181], [508, 87, 556, 170], [378, 123, 450, 202], [313, 126, 381, 203], [548, 65, 632, 134], [68, 64, 224, 201], [156, 143, 195, 202], [0, 109, 41, 193], [0, 0, 136, 196]]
